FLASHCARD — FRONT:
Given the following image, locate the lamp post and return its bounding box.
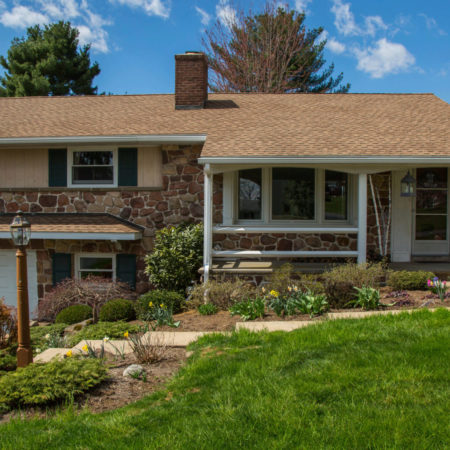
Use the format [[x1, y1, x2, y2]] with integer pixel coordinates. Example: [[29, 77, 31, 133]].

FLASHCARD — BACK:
[[10, 212, 33, 367], [400, 171, 416, 197]]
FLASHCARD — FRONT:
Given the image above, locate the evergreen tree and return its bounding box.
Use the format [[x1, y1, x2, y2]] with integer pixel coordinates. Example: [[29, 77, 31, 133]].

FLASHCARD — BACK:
[[0, 21, 100, 97], [203, 2, 350, 93]]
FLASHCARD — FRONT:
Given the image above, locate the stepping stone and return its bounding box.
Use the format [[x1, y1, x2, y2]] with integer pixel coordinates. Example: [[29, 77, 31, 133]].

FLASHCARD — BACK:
[[236, 321, 313, 332], [34, 348, 70, 363]]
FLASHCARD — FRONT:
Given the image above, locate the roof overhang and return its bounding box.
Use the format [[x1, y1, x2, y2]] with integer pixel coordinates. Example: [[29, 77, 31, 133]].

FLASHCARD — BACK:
[[0, 231, 142, 240], [0, 134, 207, 147], [199, 156, 450, 174]]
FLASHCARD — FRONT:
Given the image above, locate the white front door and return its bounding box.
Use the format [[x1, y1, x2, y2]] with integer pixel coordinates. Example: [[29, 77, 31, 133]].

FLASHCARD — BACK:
[[413, 168, 449, 256], [0, 250, 38, 317]]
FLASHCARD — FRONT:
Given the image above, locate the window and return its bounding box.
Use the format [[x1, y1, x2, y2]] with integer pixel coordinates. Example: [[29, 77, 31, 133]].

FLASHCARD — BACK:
[[69, 149, 116, 187], [325, 170, 348, 220], [238, 169, 262, 220], [272, 168, 315, 220], [235, 168, 352, 225], [76, 254, 115, 280]]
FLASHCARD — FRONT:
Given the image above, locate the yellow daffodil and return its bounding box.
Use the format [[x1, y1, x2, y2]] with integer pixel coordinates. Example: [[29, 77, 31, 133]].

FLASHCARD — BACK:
[[160, 303, 164, 308], [261, 287, 266, 293], [149, 301, 153, 307], [66, 350, 73, 358], [103, 336, 110, 343], [82, 344, 88, 352], [294, 286, 299, 292], [288, 286, 292, 292], [270, 290, 279, 297], [123, 331, 129, 338]]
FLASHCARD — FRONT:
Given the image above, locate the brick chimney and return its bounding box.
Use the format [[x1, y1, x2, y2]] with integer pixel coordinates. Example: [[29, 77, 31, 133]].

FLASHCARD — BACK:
[[175, 51, 208, 109]]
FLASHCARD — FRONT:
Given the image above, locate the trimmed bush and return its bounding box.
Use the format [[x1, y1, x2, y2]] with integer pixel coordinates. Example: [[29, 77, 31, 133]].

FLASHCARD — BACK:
[[55, 304, 92, 325], [388, 270, 435, 291], [67, 321, 140, 347], [99, 299, 136, 322], [136, 290, 185, 318], [0, 358, 107, 410], [144, 223, 203, 294]]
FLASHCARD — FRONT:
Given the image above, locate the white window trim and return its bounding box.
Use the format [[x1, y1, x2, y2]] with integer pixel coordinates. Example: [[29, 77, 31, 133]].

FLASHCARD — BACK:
[[68, 147, 118, 188], [233, 167, 355, 227], [75, 253, 116, 281]]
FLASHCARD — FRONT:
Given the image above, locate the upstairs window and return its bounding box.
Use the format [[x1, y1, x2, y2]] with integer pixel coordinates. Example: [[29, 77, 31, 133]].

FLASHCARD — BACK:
[[69, 149, 116, 187]]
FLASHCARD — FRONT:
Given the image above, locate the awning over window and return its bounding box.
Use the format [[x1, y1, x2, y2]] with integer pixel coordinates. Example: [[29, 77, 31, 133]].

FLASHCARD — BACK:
[[0, 213, 143, 241]]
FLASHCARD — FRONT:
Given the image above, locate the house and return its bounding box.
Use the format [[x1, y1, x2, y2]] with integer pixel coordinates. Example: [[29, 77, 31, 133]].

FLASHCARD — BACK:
[[0, 51, 449, 314]]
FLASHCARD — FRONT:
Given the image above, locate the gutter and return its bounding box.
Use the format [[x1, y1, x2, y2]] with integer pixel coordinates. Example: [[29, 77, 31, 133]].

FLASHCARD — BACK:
[[0, 134, 207, 147]]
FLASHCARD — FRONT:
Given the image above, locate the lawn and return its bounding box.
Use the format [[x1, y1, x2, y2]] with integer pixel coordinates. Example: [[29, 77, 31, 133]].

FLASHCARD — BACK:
[[1, 309, 449, 449]]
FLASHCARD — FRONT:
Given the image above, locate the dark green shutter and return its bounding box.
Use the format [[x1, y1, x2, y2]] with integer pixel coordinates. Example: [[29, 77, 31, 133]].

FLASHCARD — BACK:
[[118, 148, 138, 186], [116, 254, 136, 290], [48, 149, 67, 187], [53, 253, 72, 286]]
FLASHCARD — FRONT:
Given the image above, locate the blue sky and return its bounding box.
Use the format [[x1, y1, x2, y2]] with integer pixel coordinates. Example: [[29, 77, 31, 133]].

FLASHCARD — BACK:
[[0, 0, 449, 101]]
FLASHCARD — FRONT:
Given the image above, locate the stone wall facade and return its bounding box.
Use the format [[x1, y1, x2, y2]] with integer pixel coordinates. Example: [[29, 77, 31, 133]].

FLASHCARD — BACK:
[[0, 144, 222, 303]]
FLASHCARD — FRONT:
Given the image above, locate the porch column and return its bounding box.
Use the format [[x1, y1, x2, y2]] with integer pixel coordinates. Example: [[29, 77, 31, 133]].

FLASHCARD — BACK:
[[357, 173, 367, 264], [203, 164, 213, 282]]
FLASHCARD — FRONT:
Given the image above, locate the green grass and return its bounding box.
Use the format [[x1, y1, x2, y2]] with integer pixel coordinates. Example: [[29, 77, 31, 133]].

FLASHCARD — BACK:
[[1, 309, 449, 449]]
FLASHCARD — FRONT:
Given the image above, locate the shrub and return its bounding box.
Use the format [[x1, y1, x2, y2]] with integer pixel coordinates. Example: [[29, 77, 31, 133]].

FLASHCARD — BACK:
[[99, 299, 136, 322], [0, 358, 107, 410], [296, 274, 325, 295], [67, 321, 141, 347], [125, 329, 167, 364], [323, 262, 385, 308], [145, 223, 203, 294], [189, 279, 257, 310], [30, 323, 68, 350], [388, 270, 436, 291], [55, 304, 92, 325], [0, 297, 17, 349], [229, 298, 265, 321], [268, 263, 295, 295], [38, 276, 133, 322], [198, 304, 218, 316], [351, 286, 380, 310], [0, 349, 16, 372], [136, 290, 185, 318]]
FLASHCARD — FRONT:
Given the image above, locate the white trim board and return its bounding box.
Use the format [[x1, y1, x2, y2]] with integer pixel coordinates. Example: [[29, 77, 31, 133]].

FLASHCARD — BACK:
[[0, 231, 142, 240], [213, 226, 359, 234], [0, 134, 207, 147], [212, 250, 358, 258]]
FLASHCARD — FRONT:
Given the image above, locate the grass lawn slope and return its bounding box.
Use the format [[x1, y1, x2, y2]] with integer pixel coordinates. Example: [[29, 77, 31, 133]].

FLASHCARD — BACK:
[[1, 309, 449, 449]]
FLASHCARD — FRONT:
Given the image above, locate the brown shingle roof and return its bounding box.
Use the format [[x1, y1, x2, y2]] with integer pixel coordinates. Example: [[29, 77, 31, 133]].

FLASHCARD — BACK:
[[0, 213, 142, 235], [0, 93, 448, 157]]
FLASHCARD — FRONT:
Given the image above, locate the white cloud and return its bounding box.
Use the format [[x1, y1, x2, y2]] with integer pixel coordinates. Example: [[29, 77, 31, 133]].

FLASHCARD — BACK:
[[77, 0, 112, 52], [419, 13, 447, 36], [112, 0, 170, 18], [295, 0, 312, 12], [331, 0, 359, 36], [0, 5, 49, 28], [328, 37, 345, 54], [354, 38, 415, 78], [39, 0, 80, 20], [195, 6, 210, 26], [216, 0, 236, 27], [364, 15, 387, 37]]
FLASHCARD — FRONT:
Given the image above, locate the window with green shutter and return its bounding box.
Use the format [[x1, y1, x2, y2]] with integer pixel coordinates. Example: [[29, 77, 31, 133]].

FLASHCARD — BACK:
[[118, 148, 138, 186], [52, 253, 72, 286], [48, 149, 67, 187]]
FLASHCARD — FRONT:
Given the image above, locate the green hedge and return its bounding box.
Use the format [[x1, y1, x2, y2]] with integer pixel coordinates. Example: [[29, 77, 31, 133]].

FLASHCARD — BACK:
[[388, 270, 435, 291], [55, 305, 92, 325], [136, 290, 185, 319], [99, 299, 136, 322]]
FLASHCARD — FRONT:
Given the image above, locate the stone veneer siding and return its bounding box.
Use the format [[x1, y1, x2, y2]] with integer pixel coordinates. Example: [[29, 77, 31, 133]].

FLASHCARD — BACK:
[[0, 145, 222, 303]]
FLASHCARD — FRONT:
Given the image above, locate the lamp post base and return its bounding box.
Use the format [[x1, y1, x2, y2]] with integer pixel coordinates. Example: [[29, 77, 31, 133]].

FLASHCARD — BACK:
[[17, 347, 33, 367]]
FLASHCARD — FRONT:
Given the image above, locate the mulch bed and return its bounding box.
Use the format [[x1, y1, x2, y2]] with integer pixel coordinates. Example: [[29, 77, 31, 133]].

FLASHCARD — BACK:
[[0, 347, 187, 422], [155, 288, 450, 332]]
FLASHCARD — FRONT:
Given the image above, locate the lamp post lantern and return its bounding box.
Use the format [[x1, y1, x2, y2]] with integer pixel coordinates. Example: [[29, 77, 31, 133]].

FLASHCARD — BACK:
[[400, 171, 416, 197], [10, 212, 33, 367]]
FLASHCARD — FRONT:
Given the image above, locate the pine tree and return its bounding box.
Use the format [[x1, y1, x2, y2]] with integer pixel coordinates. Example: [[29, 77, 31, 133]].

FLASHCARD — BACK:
[[0, 21, 100, 97]]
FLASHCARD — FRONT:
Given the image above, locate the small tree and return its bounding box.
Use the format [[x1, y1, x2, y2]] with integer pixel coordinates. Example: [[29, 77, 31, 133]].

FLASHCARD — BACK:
[[38, 276, 132, 323], [145, 223, 203, 294], [0, 21, 100, 97], [203, 1, 350, 93]]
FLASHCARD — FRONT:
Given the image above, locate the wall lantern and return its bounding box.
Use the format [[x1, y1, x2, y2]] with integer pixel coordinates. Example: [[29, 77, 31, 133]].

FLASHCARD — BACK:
[[400, 171, 416, 197], [10, 212, 31, 247], [10, 212, 33, 367]]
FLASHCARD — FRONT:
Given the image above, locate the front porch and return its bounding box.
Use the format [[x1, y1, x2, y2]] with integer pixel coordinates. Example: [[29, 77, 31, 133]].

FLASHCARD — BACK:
[[201, 161, 450, 281]]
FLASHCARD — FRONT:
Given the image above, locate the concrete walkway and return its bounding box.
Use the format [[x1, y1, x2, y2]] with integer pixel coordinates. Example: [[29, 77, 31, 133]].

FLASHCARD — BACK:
[[34, 307, 449, 363]]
